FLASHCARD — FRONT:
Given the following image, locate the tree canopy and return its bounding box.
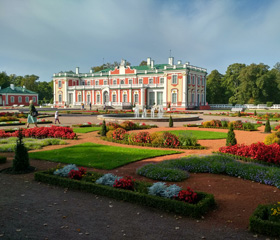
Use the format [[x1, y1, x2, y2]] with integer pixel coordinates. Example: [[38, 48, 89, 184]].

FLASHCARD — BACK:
[[206, 62, 280, 104]]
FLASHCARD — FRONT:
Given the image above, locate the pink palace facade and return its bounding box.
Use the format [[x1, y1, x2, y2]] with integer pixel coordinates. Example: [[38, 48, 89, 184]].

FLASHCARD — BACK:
[[53, 57, 208, 110]]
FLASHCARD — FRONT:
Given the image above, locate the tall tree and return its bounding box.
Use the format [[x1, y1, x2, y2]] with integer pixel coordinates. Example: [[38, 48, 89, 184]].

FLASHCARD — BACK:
[[222, 63, 246, 104], [139, 60, 147, 66], [206, 70, 226, 104], [0, 72, 10, 88]]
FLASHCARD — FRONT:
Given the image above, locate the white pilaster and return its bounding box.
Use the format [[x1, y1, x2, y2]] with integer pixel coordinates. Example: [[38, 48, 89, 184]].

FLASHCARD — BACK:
[[182, 73, 186, 107]]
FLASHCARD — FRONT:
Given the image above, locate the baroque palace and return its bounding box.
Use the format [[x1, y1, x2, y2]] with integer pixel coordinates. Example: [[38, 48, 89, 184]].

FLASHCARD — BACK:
[[53, 57, 208, 110]]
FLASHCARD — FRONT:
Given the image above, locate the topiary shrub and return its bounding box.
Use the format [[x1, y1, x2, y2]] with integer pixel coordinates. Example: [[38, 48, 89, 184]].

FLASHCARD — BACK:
[[101, 120, 107, 136], [226, 123, 237, 146], [112, 128, 127, 140], [265, 119, 271, 133], [12, 129, 30, 172], [120, 121, 136, 130], [132, 131, 152, 143], [254, 110, 257, 116], [169, 116, 173, 127], [163, 132, 180, 147]]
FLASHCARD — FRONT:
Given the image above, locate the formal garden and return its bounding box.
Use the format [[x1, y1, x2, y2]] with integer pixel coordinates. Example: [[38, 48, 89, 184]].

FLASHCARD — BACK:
[[0, 114, 280, 237]]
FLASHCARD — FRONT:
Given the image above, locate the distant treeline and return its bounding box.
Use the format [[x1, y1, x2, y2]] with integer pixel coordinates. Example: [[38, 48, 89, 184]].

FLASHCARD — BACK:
[[207, 62, 280, 105], [0, 72, 53, 104]]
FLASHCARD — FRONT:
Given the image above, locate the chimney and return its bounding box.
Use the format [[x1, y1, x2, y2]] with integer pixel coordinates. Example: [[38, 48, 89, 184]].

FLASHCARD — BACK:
[[147, 57, 151, 66], [10, 84, 14, 90], [151, 60, 154, 68], [76, 67, 79, 74], [168, 57, 174, 65], [177, 60, 182, 65]]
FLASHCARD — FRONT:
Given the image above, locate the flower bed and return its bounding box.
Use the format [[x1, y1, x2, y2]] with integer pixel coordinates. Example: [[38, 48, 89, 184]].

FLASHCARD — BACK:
[[34, 169, 216, 218], [219, 142, 280, 166], [0, 121, 25, 126], [0, 126, 77, 139], [137, 155, 280, 188], [249, 203, 280, 237], [105, 127, 205, 149]]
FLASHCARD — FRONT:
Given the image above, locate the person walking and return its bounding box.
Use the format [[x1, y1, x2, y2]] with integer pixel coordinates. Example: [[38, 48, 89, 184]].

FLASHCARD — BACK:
[[26, 100, 38, 128], [89, 102, 92, 110], [54, 111, 61, 124]]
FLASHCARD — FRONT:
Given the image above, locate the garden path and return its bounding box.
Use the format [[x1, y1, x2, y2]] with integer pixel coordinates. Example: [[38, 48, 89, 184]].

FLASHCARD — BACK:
[[1, 124, 279, 234]]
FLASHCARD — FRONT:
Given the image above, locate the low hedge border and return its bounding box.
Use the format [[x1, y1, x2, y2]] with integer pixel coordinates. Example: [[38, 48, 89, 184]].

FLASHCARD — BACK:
[[198, 126, 258, 131], [0, 122, 25, 126], [34, 171, 216, 219], [249, 204, 280, 237], [102, 137, 206, 150], [215, 152, 280, 168], [37, 121, 53, 124], [0, 156, 7, 164]]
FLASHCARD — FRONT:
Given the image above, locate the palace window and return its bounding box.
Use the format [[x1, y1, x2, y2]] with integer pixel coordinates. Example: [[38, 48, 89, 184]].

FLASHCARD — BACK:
[[129, 79, 132, 84], [25, 97, 29, 103], [58, 80, 62, 88], [134, 93, 139, 103], [78, 94, 82, 102], [121, 80, 124, 85], [33, 97, 36, 103], [59, 94, 62, 103], [123, 94, 127, 102], [172, 75, 177, 84], [112, 94, 116, 102], [18, 96, 22, 103], [157, 92, 163, 105], [149, 78, 153, 84], [113, 80, 117, 85], [96, 94, 100, 103], [172, 92, 177, 104], [160, 77, 164, 84], [138, 79, 143, 84], [188, 75, 191, 84], [11, 96, 14, 103], [192, 75, 195, 85], [95, 80, 99, 86], [104, 80, 108, 85]]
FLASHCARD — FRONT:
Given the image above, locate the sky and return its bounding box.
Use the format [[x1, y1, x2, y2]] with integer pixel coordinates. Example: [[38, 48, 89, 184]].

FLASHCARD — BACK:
[[1, 0, 280, 82]]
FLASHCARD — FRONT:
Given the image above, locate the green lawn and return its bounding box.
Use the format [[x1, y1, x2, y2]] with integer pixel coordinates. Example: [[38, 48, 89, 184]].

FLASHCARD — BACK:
[[29, 142, 181, 170], [73, 127, 101, 133], [165, 130, 227, 139]]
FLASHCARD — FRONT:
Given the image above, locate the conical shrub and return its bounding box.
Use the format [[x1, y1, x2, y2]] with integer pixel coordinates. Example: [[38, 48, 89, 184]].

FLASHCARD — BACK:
[[101, 120, 107, 136], [169, 116, 173, 127], [13, 129, 30, 172], [264, 119, 271, 133], [226, 123, 237, 146]]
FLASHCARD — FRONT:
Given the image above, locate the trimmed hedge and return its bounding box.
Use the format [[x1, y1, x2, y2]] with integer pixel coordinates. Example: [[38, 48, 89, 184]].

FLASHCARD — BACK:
[[0, 156, 7, 164], [249, 204, 280, 237], [34, 171, 216, 219], [198, 126, 258, 131]]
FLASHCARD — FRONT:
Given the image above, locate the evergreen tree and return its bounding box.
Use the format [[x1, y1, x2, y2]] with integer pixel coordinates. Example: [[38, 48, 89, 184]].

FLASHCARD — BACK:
[[169, 116, 173, 127], [254, 110, 257, 116], [238, 111, 241, 117], [101, 120, 107, 136], [13, 129, 30, 172], [264, 118, 271, 133], [226, 123, 237, 146]]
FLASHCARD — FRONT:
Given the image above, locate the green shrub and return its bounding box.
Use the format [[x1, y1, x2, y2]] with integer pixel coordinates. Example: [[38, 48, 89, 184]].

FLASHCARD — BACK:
[[137, 164, 189, 182], [226, 123, 237, 146], [267, 102, 273, 108], [221, 120, 229, 128], [249, 204, 280, 237], [178, 132, 198, 146], [101, 120, 107, 136], [265, 119, 271, 133], [12, 130, 30, 172], [169, 116, 173, 127], [242, 122, 256, 130]]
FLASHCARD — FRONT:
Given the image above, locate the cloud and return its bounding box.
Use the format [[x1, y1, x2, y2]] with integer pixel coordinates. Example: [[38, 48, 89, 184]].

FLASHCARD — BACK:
[[0, 0, 280, 81]]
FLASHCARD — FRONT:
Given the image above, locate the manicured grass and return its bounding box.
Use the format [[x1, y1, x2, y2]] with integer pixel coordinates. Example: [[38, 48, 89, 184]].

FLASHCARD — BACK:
[[164, 130, 227, 139], [73, 127, 101, 133], [29, 142, 182, 170]]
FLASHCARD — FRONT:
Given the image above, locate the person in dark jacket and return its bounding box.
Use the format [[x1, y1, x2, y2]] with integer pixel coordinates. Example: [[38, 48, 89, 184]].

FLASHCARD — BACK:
[[26, 100, 38, 128]]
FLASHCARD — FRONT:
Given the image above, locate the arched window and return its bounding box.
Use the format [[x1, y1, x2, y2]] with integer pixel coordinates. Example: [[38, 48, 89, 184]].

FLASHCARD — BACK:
[[96, 94, 100, 103], [134, 93, 139, 103], [123, 93, 127, 102], [172, 92, 177, 104], [121, 80, 124, 85]]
